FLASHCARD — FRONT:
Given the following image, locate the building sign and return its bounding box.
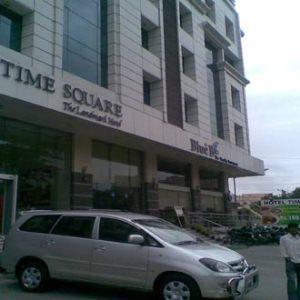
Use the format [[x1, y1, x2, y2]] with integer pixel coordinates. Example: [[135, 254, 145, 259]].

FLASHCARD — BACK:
[[0, 58, 123, 128], [62, 84, 122, 128], [190, 139, 238, 166], [260, 199, 300, 225]]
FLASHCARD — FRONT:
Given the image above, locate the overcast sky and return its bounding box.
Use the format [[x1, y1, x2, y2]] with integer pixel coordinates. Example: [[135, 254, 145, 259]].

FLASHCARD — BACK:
[[229, 0, 300, 195]]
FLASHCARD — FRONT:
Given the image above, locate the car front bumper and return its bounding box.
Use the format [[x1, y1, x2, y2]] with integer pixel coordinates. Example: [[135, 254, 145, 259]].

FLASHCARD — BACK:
[[227, 265, 259, 297]]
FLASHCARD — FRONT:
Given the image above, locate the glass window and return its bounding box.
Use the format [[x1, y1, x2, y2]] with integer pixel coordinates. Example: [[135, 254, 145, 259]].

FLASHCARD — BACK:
[[235, 123, 244, 148], [231, 86, 241, 111], [20, 215, 61, 234], [92, 141, 143, 211], [0, 6, 22, 52], [0, 117, 72, 213], [157, 159, 189, 187], [111, 145, 130, 187], [143, 80, 151, 106], [200, 171, 220, 191], [141, 28, 149, 49], [52, 216, 95, 238], [205, 0, 216, 22], [63, 0, 107, 86], [99, 218, 142, 243], [225, 17, 235, 42], [134, 219, 201, 245]]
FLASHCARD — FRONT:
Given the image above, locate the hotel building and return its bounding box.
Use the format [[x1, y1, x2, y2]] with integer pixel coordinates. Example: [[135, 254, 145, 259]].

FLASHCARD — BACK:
[[0, 0, 264, 233]]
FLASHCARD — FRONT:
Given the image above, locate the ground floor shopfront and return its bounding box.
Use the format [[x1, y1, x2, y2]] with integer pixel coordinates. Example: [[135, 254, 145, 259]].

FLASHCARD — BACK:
[[0, 114, 235, 234]]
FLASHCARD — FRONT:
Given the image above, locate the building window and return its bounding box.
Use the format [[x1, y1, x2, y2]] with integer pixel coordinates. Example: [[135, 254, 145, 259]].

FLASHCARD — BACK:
[[92, 141, 143, 212], [63, 0, 108, 87], [205, 0, 216, 22], [179, 3, 193, 36], [141, 15, 160, 57], [231, 86, 241, 111], [225, 17, 235, 42], [157, 159, 190, 187], [0, 6, 22, 52], [234, 123, 244, 148], [141, 28, 149, 50], [143, 80, 151, 105], [199, 171, 220, 192], [0, 117, 72, 213], [184, 94, 198, 126], [182, 47, 195, 80]]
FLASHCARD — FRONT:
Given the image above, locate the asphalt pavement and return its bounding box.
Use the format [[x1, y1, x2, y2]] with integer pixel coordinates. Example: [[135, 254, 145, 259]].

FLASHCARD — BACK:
[[0, 245, 287, 300]]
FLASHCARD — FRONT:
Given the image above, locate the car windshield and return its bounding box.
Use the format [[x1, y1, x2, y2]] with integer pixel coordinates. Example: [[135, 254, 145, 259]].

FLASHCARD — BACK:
[[134, 218, 201, 245]]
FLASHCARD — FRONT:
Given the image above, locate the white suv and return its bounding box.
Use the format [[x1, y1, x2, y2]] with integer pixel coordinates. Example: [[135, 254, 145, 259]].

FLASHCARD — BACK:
[[0, 210, 259, 299]]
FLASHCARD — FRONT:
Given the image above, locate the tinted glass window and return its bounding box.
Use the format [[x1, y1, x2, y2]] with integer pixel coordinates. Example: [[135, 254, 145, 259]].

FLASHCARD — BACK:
[[52, 216, 95, 238], [0, 6, 22, 52], [63, 0, 107, 86], [0, 117, 72, 213], [92, 141, 143, 211], [99, 218, 142, 243], [20, 215, 60, 233]]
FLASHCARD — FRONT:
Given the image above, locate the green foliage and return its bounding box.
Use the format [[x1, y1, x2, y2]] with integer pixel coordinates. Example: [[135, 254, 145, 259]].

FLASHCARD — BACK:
[[290, 187, 300, 199]]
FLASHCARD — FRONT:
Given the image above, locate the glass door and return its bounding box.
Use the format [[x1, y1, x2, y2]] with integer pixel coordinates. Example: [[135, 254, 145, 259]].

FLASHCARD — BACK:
[[0, 174, 18, 235]]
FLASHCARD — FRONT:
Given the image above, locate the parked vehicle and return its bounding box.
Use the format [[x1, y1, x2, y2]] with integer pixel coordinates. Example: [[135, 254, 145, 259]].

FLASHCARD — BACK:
[[0, 210, 259, 299], [228, 225, 285, 245]]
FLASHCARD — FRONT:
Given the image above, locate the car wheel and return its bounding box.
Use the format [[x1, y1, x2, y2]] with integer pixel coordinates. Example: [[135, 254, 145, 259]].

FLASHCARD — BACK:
[[157, 274, 202, 300], [18, 261, 49, 292]]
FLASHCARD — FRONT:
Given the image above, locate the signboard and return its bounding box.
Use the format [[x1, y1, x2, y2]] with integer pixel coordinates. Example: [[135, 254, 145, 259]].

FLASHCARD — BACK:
[[0, 57, 123, 128], [190, 139, 238, 167], [260, 199, 300, 225]]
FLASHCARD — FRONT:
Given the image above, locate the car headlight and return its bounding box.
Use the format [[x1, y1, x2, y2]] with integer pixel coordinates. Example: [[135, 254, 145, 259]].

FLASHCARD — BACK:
[[199, 258, 235, 273]]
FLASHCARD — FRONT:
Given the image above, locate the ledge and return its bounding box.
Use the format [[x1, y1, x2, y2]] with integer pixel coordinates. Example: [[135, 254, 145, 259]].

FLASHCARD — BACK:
[[189, 0, 210, 15], [209, 62, 250, 86], [202, 22, 231, 49]]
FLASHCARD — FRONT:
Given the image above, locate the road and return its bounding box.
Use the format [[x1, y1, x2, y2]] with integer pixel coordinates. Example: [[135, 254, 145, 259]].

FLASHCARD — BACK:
[[0, 245, 287, 300]]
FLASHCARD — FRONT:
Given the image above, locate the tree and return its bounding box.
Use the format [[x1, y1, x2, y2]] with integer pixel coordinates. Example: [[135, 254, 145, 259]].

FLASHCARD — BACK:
[[290, 187, 300, 199]]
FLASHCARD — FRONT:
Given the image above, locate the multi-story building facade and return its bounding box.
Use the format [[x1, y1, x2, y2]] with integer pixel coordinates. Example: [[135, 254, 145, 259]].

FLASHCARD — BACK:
[[0, 0, 264, 233]]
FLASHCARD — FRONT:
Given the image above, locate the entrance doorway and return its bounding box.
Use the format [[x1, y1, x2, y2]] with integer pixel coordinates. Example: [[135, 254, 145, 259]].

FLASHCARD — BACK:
[[0, 174, 18, 235]]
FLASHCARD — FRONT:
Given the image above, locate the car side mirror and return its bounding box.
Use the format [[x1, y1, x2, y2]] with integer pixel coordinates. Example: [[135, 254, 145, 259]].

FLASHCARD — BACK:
[[128, 234, 145, 245]]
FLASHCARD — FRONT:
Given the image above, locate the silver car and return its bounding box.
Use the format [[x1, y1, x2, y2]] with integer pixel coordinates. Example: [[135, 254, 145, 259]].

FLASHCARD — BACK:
[[0, 210, 258, 299]]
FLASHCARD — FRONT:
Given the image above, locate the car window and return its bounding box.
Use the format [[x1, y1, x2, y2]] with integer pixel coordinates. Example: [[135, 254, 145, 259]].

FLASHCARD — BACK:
[[51, 216, 95, 239], [99, 218, 143, 243], [19, 215, 61, 234]]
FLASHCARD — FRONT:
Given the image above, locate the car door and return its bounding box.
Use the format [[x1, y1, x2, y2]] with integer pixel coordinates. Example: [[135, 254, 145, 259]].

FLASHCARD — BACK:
[[43, 215, 95, 281], [90, 217, 149, 288]]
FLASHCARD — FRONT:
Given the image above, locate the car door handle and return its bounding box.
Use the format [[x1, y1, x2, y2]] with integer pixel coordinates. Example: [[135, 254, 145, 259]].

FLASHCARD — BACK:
[[94, 245, 106, 252], [46, 239, 56, 246]]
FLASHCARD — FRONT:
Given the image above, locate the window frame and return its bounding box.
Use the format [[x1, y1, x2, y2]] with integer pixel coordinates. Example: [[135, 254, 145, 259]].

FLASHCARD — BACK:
[[231, 86, 241, 112], [50, 215, 96, 239], [225, 16, 235, 43], [19, 214, 62, 234], [98, 217, 161, 247], [234, 123, 244, 148], [0, 5, 22, 52]]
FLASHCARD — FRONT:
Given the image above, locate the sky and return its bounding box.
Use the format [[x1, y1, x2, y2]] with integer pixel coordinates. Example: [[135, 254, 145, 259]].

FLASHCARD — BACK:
[[229, 0, 300, 195]]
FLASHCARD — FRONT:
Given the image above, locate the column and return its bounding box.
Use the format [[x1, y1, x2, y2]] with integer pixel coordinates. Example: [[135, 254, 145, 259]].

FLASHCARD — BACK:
[[190, 162, 202, 211], [71, 134, 93, 209]]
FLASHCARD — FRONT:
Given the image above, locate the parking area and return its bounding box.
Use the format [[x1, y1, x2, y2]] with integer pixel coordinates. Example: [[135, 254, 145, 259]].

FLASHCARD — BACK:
[[0, 245, 287, 300]]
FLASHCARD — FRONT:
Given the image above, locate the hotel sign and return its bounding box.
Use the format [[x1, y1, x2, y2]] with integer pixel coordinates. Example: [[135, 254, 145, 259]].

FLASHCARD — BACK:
[[0, 58, 123, 128], [190, 139, 238, 166]]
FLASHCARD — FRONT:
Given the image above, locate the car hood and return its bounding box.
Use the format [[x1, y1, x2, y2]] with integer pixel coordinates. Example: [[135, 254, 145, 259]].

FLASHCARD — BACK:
[[178, 242, 243, 263]]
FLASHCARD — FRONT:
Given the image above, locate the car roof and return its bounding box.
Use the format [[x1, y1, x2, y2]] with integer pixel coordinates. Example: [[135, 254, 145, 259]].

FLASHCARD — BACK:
[[20, 210, 159, 221]]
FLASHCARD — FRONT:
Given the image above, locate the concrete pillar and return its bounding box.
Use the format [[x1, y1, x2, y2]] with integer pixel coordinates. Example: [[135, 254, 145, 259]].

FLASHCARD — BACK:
[[218, 172, 229, 212], [71, 134, 93, 209], [143, 152, 160, 216], [190, 163, 202, 211]]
